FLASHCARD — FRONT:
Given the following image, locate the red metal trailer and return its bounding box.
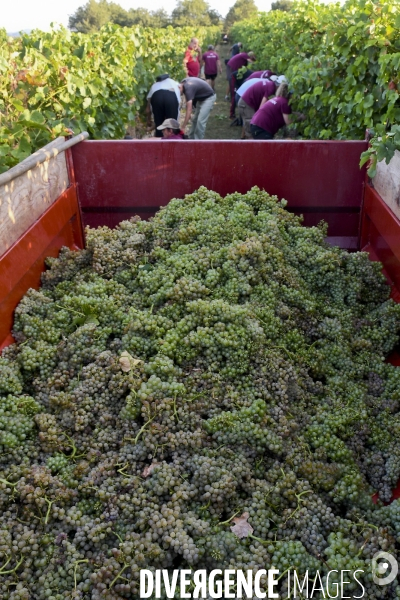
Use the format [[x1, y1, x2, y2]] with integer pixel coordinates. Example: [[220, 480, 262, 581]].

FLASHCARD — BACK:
[[1, 135, 400, 500], [2, 136, 400, 348]]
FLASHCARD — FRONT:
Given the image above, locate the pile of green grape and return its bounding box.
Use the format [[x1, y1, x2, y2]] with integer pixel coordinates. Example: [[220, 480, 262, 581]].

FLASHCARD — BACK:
[[0, 186, 400, 599]]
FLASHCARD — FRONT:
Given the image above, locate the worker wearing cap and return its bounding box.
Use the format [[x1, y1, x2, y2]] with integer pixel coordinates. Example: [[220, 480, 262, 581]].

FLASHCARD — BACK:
[[239, 76, 287, 139], [146, 74, 181, 138], [250, 82, 292, 140], [157, 118, 185, 139], [179, 78, 215, 140], [202, 45, 222, 90]]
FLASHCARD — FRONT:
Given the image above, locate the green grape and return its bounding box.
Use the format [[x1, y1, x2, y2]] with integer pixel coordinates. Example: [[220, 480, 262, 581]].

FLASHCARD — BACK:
[[0, 187, 399, 599]]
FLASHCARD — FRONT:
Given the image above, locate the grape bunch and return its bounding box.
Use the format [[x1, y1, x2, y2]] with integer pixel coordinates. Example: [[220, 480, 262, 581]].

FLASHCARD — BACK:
[[0, 186, 399, 598]]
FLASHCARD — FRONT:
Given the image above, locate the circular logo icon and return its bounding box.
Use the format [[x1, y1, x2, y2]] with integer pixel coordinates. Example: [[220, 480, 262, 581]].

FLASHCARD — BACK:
[[372, 551, 398, 586]]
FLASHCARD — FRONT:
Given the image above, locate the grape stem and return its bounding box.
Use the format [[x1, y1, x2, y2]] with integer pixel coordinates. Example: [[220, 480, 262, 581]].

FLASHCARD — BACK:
[[172, 395, 180, 422], [283, 490, 312, 525], [112, 531, 124, 544], [277, 565, 295, 582], [61, 432, 85, 459], [54, 303, 85, 317], [200, 500, 211, 511], [315, 550, 332, 570], [248, 534, 286, 545], [116, 463, 130, 476], [270, 345, 296, 360], [219, 509, 242, 525], [354, 521, 378, 531], [0, 555, 24, 574], [0, 478, 18, 488], [127, 411, 159, 445], [44, 497, 55, 525], [110, 563, 129, 588], [153, 442, 168, 458], [357, 531, 375, 557], [73, 559, 89, 590]]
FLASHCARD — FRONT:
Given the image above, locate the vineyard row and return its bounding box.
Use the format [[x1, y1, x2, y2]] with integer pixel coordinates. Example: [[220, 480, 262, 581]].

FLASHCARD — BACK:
[[0, 25, 219, 172]]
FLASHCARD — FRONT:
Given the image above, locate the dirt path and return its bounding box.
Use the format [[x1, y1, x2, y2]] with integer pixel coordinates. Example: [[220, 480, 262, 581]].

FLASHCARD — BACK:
[[204, 45, 242, 140]]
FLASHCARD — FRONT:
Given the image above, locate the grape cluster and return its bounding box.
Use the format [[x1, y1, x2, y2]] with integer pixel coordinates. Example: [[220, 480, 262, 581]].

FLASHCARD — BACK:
[[0, 186, 399, 598]]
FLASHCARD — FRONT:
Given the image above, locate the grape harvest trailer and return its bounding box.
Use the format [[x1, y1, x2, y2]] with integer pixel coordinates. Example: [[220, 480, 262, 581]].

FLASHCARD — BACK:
[[2, 136, 400, 595], [1, 136, 400, 475], [1, 136, 400, 349]]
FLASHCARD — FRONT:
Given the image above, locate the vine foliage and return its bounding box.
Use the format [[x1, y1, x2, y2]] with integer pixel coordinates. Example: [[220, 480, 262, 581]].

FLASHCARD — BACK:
[[231, 0, 400, 175], [0, 24, 219, 172]]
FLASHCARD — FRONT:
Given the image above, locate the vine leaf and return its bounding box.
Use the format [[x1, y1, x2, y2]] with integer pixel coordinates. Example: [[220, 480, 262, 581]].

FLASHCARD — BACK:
[[142, 462, 160, 478], [119, 351, 142, 372], [230, 512, 254, 539]]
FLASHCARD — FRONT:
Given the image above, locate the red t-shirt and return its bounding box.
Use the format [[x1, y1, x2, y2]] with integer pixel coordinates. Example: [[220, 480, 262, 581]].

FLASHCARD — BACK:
[[227, 52, 251, 72], [185, 47, 200, 77], [247, 70, 275, 80], [242, 80, 276, 111], [202, 50, 219, 75], [250, 96, 292, 135]]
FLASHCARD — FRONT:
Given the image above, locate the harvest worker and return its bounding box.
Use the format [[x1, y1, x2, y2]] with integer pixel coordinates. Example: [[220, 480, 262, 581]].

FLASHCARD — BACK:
[[202, 45, 222, 90], [247, 69, 276, 80], [227, 51, 256, 119], [146, 74, 181, 138], [235, 76, 264, 113], [235, 74, 286, 105], [227, 51, 256, 76], [230, 68, 254, 120], [230, 41, 243, 57], [179, 77, 215, 140], [157, 118, 185, 139], [238, 78, 280, 139], [236, 74, 273, 100], [250, 82, 292, 140], [183, 38, 201, 78]]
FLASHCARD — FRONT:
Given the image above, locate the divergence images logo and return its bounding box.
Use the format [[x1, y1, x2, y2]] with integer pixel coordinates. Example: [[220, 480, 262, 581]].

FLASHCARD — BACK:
[[372, 552, 398, 586]]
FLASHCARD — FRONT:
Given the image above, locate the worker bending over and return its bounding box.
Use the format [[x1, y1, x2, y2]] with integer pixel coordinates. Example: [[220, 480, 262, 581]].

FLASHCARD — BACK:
[[250, 82, 296, 139], [179, 78, 216, 140], [239, 76, 287, 139]]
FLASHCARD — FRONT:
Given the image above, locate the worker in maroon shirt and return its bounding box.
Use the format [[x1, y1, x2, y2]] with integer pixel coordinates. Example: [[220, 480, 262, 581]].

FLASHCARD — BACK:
[[201, 45, 222, 90], [247, 70, 276, 80], [238, 78, 282, 139], [250, 82, 293, 139], [227, 51, 256, 74], [227, 51, 256, 119]]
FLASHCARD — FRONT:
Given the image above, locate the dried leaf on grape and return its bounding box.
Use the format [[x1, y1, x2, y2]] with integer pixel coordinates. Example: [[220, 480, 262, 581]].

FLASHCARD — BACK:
[[142, 462, 160, 478], [230, 512, 254, 539], [119, 351, 142, 372]]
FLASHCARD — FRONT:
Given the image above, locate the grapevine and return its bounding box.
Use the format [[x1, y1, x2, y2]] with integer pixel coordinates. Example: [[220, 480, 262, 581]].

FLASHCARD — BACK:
[[0, 24, 219, 173], [231, 0, 400, 174]]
